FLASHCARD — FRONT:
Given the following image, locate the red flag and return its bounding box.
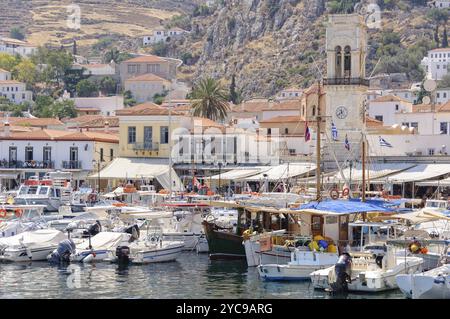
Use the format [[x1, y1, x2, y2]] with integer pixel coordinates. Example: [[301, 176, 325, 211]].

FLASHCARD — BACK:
[[305, 122, 311, 142]]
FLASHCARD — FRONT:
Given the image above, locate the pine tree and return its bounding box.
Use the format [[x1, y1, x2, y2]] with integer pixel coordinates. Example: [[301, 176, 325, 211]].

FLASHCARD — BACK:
[[443, 27, 449, 48], [229, 75, 238, 104]]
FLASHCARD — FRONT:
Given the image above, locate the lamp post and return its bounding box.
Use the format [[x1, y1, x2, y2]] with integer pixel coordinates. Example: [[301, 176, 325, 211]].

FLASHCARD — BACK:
[[218, 162, 223, 195]]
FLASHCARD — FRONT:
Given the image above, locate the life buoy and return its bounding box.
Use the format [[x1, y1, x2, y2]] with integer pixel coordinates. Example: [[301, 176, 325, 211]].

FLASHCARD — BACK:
[[330, 189, 339, 200], [0, 209, 7, 218], [14, 209, 22, 218], [342, 188, 350, 197]]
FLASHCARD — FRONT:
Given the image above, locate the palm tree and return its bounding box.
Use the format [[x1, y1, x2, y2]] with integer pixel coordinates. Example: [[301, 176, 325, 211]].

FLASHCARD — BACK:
[[190, 77, 230, 122]]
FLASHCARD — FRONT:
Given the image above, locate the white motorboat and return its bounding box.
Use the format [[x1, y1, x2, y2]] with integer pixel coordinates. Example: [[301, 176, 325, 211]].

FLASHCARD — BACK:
[[244, 230, 294, 267], [397, 264, 450, 299], [310, 247, 424, 293], [0, 205, 47, 238], [258, 248, 339, 281], [0, 229, 66, 262], [71, 231, 134, 263], [124, 235, 185, 264]]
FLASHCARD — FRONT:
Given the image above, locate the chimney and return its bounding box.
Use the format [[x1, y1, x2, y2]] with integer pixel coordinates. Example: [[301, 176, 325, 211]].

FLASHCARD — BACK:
[[104, 121, 110, 133], [4, 121, 10, 137]]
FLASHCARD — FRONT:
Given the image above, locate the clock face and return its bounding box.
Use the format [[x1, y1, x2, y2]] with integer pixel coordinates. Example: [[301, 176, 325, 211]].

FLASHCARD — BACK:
[[336, 106, 348, 119]]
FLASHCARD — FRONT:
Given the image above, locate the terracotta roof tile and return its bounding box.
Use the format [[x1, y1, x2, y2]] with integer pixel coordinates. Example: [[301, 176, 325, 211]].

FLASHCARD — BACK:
[[125, 73, 169, 82], [260, 115, 306, 123], [1, 117, 64, 127], [116, 102, 183, 116], [372, 95, 410, 103], [123, 55, 166, 63]]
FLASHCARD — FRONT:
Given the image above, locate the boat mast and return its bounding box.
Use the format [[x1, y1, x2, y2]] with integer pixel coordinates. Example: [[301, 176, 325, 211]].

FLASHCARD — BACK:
[[362, 135, 366, 203], [316, 81, 322, 202]]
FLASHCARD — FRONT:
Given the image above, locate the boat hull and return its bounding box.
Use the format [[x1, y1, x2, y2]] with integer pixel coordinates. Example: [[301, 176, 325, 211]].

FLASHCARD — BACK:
[[244, 240, 293, 267], [258, 264, 327, 281], [131, 243, 185, 264], [202, 221, 246, 260], [0, 246, 57, 262], [397, 265, 450, 299]]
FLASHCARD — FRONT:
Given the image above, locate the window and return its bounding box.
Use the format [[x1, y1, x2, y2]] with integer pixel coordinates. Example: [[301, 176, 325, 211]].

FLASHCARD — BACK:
[[110, 149, 114, 161], [43, 146, 51, 162], [335, 46, 342, 78], [441, 122, 448, 135], [128, 127, 136, 144], [428, 148, 435, 156], [395, 104, 399, 111], [9, 146, 17, 163], [70, 147, 78, 162], [402, 122, 409, 127], [375, 115, 383, 122], [100, 148, 104, 162], [25, 146, 33, 161], [344, 46, 351, 77], [410, 122, 419, 131], [284, 128, 289, 135], [144, 126, 153, 148], [160, 126, 169, 144], [267, 128, 272, 136], [437, 93, 441, 98]]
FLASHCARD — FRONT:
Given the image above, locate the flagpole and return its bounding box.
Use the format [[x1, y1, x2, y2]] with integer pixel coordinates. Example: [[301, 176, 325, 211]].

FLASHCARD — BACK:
[[316, 81, 322, 202]]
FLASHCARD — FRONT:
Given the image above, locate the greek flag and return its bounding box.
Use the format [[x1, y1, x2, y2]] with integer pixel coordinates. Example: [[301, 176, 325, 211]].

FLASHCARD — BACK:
[[344, 134, 350, 151], [331, 122, 338, 141], [379, 136, 393, 148]]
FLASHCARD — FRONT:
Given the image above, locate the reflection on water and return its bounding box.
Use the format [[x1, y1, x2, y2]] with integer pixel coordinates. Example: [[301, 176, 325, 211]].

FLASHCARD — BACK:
[[0, 253, 405, 299]]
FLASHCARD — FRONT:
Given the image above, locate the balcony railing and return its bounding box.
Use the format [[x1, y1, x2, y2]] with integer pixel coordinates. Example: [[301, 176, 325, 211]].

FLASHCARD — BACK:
[[0, 160, 55, 169], [132, 142, 160, 151], [62, 161, 82, 169], [323, 77, 370, 86]]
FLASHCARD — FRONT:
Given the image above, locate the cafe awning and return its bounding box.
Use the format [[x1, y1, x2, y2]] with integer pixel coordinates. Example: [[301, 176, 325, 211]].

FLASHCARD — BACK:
[[373, 164, 450, 184], [243, 163, 316, 182], [88, 157, 184, 192], [209, 167, 270, 181]]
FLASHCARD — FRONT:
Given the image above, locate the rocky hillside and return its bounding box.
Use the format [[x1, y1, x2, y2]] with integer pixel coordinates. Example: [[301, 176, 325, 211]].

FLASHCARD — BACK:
[[170, 0, 436, 98], [0, 0, 438, 98]]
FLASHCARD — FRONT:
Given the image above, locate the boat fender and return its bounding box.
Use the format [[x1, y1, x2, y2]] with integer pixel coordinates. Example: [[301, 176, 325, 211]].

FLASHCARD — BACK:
[[0, 209, 7, 218], [14, 209, 22, 218]]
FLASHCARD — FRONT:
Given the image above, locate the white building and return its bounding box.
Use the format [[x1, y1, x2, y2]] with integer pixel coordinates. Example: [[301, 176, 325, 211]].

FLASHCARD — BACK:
[[0, 68, 11, 81], [421, 48, 450, 80], [436, 88, 450, 104], [0, 128, 118, 188], [0, 79, 33, 104], [429, 0, 450, 8], [72, 61, 117, 77], [124, 74, 170, 103], [71, 96, 124, 117], [0, 37, 37, 57], [368, 95, 413, 126], [142, 28, 189, 46], [276, 87, 303, 100]]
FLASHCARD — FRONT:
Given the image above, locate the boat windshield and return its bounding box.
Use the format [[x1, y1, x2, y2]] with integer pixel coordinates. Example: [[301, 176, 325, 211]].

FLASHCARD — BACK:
[[18, 186, 29, 195], [27, 186, 38, 195], [39, 186, 49, 195], [426, 201, 447, 209]]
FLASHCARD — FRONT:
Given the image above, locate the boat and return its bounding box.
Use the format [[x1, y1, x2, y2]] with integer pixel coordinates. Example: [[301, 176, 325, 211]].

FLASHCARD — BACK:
[[258, 247, 339, 281], [13, 174, 73, 212], [120, 235, 185, 264], [70, 231, 135, 263], [202, 219, 246, 260], [0, 204, 47, 238], [310, 246, 424, 293], [0, 229, 66, 262], [396, 264, 450, 299]]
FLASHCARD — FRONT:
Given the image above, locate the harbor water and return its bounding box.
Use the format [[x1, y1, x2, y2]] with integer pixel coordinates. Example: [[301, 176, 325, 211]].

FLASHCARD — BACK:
[[0, 252, 405, 299]]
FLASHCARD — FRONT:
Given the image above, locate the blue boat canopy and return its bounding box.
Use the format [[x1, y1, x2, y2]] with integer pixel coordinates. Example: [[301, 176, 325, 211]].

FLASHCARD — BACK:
[[298, 199, 394, 214]]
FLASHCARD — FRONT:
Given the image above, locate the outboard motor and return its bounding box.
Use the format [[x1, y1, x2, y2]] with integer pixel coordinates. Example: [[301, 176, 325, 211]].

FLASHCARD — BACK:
[[125, 224, 140, 242], [47, 239, 76, 263], [330, 253, 352, 294], [115, 246, 130, 264], [83, 220, 102, 238]]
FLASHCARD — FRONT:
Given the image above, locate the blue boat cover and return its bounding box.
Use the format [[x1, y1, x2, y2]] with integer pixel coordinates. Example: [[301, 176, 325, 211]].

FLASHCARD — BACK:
[[297, 199, 394, 214]]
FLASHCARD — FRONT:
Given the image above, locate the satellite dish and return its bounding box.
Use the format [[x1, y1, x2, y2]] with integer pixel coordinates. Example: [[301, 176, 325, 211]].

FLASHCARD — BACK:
[[422, 96, 431, 105], [424, 79, 437, 92]]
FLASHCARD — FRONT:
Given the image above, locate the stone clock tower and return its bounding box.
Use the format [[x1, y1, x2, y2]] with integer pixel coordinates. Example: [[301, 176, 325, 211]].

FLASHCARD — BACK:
[[324, 14, 369, 136]]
